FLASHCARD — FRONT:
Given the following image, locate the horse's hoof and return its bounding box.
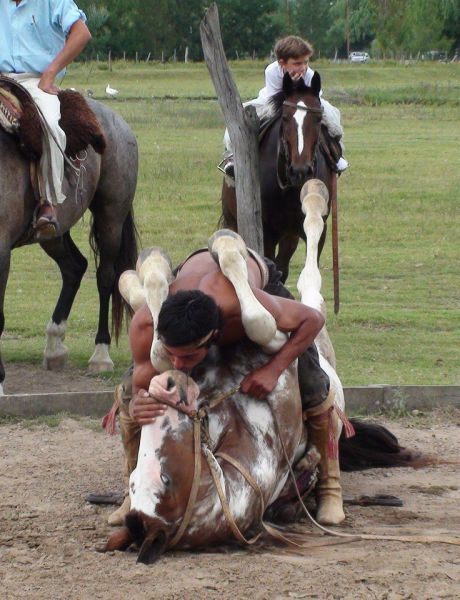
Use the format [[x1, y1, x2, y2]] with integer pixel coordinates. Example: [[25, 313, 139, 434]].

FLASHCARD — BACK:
[[88, 344, 114, 373], [43, 352, 68, 371], [87, 359, 114, 374]]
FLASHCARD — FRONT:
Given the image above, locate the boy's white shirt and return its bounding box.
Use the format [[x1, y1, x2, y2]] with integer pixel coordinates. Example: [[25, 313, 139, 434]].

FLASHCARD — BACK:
[[258, 61, 317, 101]]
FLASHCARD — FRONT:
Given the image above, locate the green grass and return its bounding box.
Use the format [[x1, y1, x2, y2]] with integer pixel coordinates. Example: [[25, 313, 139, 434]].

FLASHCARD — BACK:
[[2, 61, 459, 386]]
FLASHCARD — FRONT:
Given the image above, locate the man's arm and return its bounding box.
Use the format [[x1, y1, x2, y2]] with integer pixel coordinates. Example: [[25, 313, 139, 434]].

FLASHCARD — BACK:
[[239, 291, 324, 398], [128, 306, 167, 426], [39, 19, 92, 94]]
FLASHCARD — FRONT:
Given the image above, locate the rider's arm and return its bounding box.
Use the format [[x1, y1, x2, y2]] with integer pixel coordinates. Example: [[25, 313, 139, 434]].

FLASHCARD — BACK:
[[240, 291, 324, 398], [129, 306, 167, 426], [39, 20, 92, 94]]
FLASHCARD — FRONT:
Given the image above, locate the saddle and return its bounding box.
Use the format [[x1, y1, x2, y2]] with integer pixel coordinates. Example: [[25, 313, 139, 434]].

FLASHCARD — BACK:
[[0, 75, 106, 160]]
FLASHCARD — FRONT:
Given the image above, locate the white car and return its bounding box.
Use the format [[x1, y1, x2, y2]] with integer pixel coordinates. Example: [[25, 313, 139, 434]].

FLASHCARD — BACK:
[[349, 51, 370, 63]]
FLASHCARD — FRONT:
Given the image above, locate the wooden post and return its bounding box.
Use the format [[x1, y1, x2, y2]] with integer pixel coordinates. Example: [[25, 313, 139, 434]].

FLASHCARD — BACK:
[[185, 47, 189, 63], [200, 3, 263, 254], [108, 50, 112, 72]]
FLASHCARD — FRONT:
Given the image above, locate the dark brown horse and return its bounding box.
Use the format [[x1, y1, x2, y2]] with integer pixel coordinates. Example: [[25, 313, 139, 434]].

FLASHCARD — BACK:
[[0, 98, 138, 392], [221, 72, 336, 282]]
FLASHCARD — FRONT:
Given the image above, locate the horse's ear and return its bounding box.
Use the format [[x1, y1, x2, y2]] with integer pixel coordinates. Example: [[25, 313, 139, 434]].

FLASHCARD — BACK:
[[137, 530, 168, 565], [311, 71, 322, 97], [282, 72, 294, 96], [102, 527, 133, 552]]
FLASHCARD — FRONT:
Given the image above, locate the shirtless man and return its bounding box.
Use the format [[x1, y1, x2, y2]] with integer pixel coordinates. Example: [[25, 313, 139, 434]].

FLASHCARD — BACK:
[[110, 242, 346, 527]]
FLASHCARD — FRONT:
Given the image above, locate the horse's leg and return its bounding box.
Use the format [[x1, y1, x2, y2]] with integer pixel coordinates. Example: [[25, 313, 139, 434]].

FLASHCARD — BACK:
[[275, 234, 300, 283], [86, 217, 119, 373], [40, 233, 88, 370], [0, 246, 11, 394], [87, 198, 138, 373]]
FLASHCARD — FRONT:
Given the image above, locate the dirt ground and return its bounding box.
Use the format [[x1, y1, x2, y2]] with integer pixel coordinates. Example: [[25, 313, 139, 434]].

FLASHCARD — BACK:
[[1, 366, 459, 600]]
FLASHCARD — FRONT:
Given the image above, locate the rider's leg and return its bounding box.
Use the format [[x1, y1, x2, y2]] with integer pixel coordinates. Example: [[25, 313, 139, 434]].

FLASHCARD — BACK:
[[262, 256, 345, 524], [300, 356, 346, 525], [320, 98, 348, 172], [11, 75, 66, 233]]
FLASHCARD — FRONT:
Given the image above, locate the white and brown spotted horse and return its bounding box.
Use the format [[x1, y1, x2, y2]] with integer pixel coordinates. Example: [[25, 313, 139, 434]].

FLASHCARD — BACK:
[[103, 181, 426, 563]]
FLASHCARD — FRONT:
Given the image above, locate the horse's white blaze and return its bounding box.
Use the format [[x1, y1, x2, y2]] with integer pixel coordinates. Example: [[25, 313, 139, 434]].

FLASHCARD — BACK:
[[294, 101, 307, 155], [88, 343, 114, 372], [210, 233, 278, 346], [130, 408, 180, 517]]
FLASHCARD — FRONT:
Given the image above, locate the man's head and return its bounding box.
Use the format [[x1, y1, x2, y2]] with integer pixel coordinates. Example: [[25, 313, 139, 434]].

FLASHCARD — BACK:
[[275, 36, 313, 80], [157, 290, 222, 371]]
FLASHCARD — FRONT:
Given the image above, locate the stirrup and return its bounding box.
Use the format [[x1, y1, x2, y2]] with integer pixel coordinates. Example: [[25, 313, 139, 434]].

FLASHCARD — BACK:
[[34, 202, 59, 239], [217, 156, 235, 179]]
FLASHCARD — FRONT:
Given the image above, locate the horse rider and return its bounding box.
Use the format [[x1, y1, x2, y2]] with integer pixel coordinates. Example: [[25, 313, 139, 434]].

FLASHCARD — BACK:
[[109, 234, 349, 528], [220, 35, 348, 178], [0, 0, 92, 236]]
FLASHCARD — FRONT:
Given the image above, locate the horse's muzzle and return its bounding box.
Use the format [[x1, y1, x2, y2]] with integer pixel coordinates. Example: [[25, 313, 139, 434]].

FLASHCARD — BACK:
[[289, 163, 314, 186]]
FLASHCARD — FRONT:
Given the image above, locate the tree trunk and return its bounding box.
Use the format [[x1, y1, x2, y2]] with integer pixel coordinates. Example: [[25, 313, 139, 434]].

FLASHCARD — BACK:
[[200, 3, 263, 254]]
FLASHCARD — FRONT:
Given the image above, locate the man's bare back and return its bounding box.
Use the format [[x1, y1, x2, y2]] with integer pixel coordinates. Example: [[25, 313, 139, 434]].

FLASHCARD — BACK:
[[129, 250, 324, 423]]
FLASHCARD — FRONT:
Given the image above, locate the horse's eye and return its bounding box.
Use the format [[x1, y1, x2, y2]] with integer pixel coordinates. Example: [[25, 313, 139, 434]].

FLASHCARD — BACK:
[[160, 472, 170, 486]]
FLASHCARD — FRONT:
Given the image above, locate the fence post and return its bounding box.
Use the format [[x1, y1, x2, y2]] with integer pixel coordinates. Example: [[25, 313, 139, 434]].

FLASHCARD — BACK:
[[200, 3, 263, 253]]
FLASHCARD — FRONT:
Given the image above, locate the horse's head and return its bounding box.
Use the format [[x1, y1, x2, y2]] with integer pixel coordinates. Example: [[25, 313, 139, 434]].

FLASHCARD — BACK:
[[278, 71, 323, 188], [105, 370, 201, 564]]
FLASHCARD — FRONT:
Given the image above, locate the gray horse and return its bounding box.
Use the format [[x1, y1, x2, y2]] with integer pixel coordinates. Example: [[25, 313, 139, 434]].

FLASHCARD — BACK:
[[0, 99, 138, 393]]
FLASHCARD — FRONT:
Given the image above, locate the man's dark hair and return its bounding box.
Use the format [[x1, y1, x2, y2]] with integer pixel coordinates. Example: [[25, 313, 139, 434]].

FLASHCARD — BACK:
[[157, 290, 223, 347]]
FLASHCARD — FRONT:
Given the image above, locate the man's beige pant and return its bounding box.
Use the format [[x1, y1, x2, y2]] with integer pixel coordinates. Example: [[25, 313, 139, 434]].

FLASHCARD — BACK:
[[6, 73, 66, 204]]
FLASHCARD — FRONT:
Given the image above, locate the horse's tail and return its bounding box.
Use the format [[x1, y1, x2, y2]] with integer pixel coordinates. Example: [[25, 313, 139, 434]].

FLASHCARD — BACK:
[[339, 418, 436, 471], [89, 209, 139, 344], [111, 210, 139, 342]]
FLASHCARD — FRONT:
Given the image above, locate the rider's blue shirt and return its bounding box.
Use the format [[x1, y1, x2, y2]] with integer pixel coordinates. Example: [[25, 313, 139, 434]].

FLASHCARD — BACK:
[[0, 0, 86, 75]]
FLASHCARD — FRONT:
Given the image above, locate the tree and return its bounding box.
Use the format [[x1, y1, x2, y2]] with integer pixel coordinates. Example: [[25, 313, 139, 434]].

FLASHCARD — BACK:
[[216, 0, 281, 58]]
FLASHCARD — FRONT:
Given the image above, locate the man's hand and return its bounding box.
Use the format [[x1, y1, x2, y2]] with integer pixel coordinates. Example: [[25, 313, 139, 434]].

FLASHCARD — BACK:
[[240, 365, 279, 399], [38, 70, 60, 95], [129, 389, 167, 426]]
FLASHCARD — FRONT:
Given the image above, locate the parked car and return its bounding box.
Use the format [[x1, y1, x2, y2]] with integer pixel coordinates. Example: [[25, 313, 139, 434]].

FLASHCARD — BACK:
[[349, 51, 370, 63]]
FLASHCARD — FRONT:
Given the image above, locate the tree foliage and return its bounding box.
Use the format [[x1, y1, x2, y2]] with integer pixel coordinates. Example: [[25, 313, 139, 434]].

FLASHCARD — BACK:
[[76, 0, 460, 60]]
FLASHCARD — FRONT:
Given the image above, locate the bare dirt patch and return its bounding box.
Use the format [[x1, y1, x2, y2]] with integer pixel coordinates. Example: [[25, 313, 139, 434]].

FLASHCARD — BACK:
[[2, 363, 115, 395], [1, 407, 459, 600]]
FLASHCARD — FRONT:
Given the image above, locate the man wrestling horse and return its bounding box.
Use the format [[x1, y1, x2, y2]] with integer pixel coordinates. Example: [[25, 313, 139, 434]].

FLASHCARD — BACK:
[[108, 222, 349, 527]]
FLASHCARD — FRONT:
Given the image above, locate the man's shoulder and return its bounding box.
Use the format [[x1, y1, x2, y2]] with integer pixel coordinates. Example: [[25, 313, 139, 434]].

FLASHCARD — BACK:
[[131, 304, 153, 333]]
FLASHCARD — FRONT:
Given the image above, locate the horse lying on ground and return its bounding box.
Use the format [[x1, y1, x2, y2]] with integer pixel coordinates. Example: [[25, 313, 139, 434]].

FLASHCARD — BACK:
[[102, 181, 426, 563], [0, 83, 138, 393]]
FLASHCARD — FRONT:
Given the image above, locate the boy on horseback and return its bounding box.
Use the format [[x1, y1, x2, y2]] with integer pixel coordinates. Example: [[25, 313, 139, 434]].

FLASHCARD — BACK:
[[109, 231, 349, 528], [221, 35, 348, 178], [0, 0, 92, 236]]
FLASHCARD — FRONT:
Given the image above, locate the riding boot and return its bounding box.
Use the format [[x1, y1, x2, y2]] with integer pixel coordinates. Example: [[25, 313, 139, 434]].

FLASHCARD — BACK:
[[108, 374, 141, 526], [304, 392, 346, 526], [35, 200, 59, 238]]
